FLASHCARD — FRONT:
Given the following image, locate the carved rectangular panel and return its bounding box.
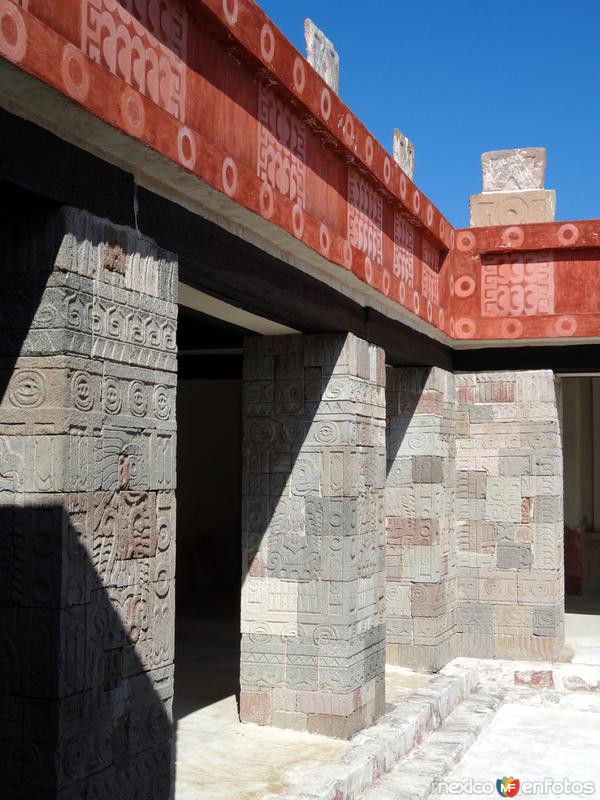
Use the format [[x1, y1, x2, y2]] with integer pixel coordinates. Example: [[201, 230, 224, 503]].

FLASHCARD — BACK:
[[81, 0, 188, 121], [348, 168, 383, 262], [481, 253, 555, 317], [257, 82, 306, 209]]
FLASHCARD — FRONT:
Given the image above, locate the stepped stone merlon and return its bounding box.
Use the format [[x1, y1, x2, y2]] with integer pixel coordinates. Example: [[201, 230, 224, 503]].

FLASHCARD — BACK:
[[470, 147, 556, 226], [304, 18, 340, 93], [392, 129, 415, 179]]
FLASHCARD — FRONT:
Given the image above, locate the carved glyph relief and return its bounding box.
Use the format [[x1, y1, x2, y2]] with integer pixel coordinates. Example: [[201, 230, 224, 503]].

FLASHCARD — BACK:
[[393, 213, 414, 286], [257, 82, 306, 209], [348, 168, 383, 262], [482, 148, 546, 192], [481, 252, 554, 317], [81, 0, 188, 121]]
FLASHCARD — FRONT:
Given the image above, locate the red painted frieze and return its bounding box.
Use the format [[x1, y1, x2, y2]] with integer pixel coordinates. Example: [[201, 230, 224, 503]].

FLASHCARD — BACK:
[[1, 0, 600, 344]]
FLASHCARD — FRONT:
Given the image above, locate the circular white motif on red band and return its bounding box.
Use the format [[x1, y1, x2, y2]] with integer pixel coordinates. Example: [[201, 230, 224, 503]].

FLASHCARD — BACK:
[[400, 173, 407, 200], [320, 87, 331, 120], [449, 317, 455, 337], [343, 241, 352, 269], [61, 44, 90, 103], [439, 218, 446, 239], [343, 114, 354, 145], [292, 203, 304, 238], [177, 126, 197, 170], [501, 225, 525, 247], [556, 316, 577, 336], [293, 57, 305, 93], [426, 204, 434, 227], [383, 157, 391, 185], [399, 282, 406, 304], [413, 291, 420, 314], [456, 317, 476, 338], [454, 275, 476, 298], [319, 223, 330, 257], [260, 23, 275, 63], [438, 308, 445, 329], [120, 88, 145, 136], [557, 223, 580, 246], [449, 230, 456, 249], [412, 190, 421, 214], [456, 231, 476, 252], [0, 1, 26, 63], [365, 257, 373, 284], [383, 271, 390, 296], [500, 318, 523, 338], [365, 136, 374, 166], [222, 157, 238, 197], [427, 301, 433, 321], [259, 181, 274, 219], [222, 0, 238, 24]]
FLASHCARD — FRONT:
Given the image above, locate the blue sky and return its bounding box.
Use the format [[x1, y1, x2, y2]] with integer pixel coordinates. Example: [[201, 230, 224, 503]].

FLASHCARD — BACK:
[[259, 0, 600, 228]]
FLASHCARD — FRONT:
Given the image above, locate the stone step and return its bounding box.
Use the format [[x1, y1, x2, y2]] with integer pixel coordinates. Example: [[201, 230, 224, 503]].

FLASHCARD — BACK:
[[358, 687, 505, 800], [269, 661, 479, 800]]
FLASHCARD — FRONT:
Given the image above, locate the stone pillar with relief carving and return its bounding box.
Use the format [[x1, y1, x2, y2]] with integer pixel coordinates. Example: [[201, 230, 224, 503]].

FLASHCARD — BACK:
[[241, 333, 386, 738], [0, 205, 177, 798]]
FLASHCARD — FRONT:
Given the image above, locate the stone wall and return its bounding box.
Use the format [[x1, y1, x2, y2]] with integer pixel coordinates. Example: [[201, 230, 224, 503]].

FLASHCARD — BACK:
[[241, 333, 386, 738], [385, 367, 457, 671], [385, 367, 564, 669], [454, 370, 564, 661], [0, 206, 177, 798]]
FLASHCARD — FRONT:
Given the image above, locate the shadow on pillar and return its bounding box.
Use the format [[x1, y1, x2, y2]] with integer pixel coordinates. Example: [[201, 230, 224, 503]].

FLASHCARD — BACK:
[[240, 333, 387, 738], [0, 500, 173, 799], [385, 366, 458, 672]]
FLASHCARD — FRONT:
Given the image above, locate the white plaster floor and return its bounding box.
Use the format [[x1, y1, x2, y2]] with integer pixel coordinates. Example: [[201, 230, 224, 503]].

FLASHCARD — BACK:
[[173, 618, 431, 800], [436, 702, 600, 799], [565, 598, 600, 665]]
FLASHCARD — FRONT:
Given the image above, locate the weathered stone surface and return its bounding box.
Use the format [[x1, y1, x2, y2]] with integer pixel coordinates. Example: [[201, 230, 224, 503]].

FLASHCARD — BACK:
[[241, 333, 386, 737], [470, 189, 556, 226], [386, 367, 457, 671], [304, 18, 339, 93], [454, 369, 564, 662], [482, 147, 547, 192], [392, 129, 415, 179], [0, 206, 177, 798]]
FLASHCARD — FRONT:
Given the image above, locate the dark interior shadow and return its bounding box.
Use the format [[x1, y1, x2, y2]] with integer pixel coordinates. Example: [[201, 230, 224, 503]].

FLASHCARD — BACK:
[[0, 499, 173, 798], [174, 332, 243, 719], [565, 595, 600, 615]]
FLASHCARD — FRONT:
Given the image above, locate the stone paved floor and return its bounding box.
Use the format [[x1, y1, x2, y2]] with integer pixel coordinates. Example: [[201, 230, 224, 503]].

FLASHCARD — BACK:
[[565, 596, 600, 665], [435, 701, 600, 799], [173, 617, 431, 800]]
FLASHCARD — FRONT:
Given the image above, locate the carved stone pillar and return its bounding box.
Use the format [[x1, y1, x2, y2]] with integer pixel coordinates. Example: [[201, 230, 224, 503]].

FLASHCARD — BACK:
[[241, 333, 386, 738], [385, 367, 457, 671], [0, 205, 177, 798], [454, 370, 564, 660]]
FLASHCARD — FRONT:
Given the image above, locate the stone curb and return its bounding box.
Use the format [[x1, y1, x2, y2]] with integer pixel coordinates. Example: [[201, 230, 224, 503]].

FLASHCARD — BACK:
[[453, 657, 600, 693], [271, 661, 479, 800], [360, 686, 505, 800]]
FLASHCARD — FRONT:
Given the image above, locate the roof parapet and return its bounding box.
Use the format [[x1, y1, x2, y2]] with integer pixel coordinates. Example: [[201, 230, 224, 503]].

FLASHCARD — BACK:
[[470, 147, 556, 226], [392, 128, 415, 179], [304, 18, 339, 93]]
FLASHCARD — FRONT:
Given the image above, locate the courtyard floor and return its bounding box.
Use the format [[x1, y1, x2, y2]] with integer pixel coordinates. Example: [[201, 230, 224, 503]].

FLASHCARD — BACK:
[[173, 605, 600, 800]]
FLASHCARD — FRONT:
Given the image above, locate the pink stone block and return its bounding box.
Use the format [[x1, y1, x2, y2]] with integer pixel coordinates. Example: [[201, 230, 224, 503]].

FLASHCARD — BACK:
[[240, 690, 272, 725]]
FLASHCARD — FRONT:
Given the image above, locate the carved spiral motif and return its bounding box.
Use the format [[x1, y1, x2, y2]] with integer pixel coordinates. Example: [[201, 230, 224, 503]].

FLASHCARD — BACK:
[[72, 371, 94, 411], [104, 379, 122, 414], [153, 385, 170, 419], [9, 370, 44, 407], [129, 381, 147, 416], [314, 421, 339, 444]]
